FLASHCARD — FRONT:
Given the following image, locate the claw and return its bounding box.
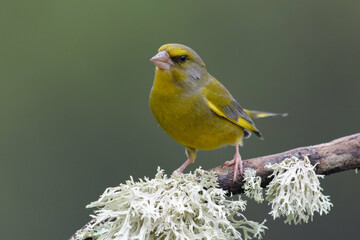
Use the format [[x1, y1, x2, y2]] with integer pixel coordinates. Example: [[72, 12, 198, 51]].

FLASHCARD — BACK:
[[223, 159, 235, 167]]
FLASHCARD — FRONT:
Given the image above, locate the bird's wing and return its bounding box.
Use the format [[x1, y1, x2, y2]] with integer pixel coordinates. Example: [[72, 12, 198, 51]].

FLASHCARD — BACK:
[[202, 76, 261, 137]]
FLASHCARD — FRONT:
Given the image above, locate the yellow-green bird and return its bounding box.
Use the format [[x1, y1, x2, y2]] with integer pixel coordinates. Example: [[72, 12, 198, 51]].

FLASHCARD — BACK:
[[149, 43, 286, 182]]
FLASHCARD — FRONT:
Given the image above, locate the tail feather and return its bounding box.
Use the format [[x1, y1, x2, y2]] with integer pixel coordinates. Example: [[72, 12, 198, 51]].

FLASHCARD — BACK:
[[244, 109, 288, 119]]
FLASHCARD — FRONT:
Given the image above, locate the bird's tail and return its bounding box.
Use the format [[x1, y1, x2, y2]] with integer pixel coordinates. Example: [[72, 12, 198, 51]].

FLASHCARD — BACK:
[[244, 109, 288, 119]]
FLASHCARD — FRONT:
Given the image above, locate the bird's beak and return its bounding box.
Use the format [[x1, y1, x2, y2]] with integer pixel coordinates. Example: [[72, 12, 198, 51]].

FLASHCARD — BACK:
[[150, 51, 174, 71]]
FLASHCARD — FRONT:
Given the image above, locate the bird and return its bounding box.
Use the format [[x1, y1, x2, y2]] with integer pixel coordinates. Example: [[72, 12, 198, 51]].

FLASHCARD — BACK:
[[149, 43, 286, 183]]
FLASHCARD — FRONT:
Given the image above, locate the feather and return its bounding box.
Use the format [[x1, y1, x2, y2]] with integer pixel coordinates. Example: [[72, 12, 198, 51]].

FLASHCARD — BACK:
[[203, 76, 262, 137], [244, 109, 288, 119]]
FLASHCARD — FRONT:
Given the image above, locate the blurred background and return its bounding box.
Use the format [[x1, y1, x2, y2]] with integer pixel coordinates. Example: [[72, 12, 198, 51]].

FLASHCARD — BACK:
[[1, 0, 359, 239]]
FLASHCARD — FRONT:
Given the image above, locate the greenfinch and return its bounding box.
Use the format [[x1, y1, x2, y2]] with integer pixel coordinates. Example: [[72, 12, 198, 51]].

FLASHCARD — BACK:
[[149, 43, 286, 182]]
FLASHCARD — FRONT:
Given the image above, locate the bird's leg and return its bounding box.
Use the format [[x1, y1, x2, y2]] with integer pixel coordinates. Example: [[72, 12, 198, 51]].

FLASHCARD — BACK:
[[172, 147, 196, 177], [233, 144, 243, 182], [223, 144, 243, 183], [172, 159, 191, 176]]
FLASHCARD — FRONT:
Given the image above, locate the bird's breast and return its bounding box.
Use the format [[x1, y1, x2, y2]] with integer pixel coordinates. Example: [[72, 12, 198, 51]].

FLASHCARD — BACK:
[[150, 85, 243, 150]]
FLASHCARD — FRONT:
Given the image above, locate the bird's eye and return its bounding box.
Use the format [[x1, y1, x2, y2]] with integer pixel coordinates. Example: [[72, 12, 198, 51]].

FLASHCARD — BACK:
[[179, 55, 187, 62], [171, 55, 188, 64]]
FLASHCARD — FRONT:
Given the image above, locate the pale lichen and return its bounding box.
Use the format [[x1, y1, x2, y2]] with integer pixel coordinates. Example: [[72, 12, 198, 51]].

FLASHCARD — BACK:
[[75, 168, 267, 240], [243, 168, 264, 203], [265, 156, 333, 224]]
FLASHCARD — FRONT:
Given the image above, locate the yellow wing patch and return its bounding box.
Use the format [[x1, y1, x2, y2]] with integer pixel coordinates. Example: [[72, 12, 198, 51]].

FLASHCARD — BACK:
[[207, 100, 257, 132], [237, 117, 257, 132]]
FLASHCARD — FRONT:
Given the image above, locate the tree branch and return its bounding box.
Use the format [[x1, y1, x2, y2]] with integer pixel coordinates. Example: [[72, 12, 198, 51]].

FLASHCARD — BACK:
[[69, 133, 360, 240], [214, 133, 360, 195]]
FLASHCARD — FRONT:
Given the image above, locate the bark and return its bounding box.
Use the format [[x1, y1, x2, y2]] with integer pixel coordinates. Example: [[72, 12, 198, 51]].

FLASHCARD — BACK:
[[214, 133, 360, 195]]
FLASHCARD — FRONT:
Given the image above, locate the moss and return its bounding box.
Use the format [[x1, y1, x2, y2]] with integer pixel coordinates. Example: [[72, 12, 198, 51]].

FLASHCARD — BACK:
[[74, 155, 335, 239], [75, 168, 266, 240], [265, 156, 333, 224], [243, 168, 264, 203]]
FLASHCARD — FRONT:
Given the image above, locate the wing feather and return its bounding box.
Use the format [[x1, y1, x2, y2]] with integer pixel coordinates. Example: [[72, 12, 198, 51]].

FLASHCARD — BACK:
[[203, 76, 262, 137]]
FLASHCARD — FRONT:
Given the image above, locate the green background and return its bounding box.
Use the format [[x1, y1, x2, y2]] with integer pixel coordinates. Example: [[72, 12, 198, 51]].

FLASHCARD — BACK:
[[1, 0, 359, 239]]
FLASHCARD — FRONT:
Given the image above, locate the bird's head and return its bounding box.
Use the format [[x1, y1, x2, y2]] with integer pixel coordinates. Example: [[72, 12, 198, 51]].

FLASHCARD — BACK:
[[150, 44, 208, 88]]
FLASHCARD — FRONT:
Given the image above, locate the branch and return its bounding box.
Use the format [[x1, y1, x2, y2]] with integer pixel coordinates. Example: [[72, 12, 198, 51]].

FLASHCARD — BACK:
[[69, 133, 360, 240], [214, 133, 360, 195]]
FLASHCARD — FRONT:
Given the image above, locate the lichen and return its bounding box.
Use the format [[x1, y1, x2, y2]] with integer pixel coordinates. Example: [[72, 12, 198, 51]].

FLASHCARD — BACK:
[[75, 168, 267, 240], [243, 168, 264, 203], [265, 156, 333, 224]]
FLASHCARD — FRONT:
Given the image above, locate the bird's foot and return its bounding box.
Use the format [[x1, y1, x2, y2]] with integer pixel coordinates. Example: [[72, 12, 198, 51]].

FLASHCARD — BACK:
[[171, 170, 180, 177], [223, 159, 235, 167], [171, 159, 191, 177], [232, 152, 243, 183]]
